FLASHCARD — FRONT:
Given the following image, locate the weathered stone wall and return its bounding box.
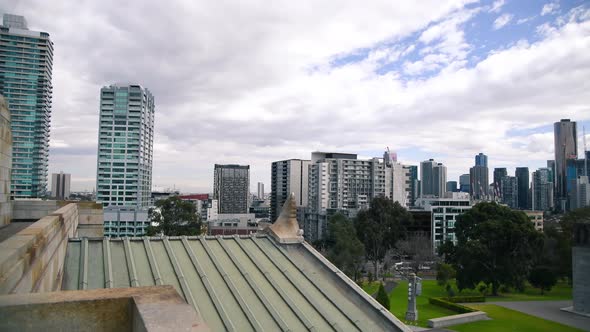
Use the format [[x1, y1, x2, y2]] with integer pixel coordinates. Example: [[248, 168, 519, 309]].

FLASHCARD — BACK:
[[0, 203, 79, 294], [12, 200, 58, 221], [0, 95, 12, 226]]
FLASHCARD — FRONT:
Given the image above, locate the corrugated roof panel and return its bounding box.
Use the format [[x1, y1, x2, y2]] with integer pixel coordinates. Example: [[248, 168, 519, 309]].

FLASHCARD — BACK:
[[62, 236, 409, 332]]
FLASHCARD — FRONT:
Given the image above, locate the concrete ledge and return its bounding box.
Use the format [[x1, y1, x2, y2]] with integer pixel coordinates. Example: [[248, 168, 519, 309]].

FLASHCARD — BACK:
[[0, 285, 208, 331], [427, 311, 488, 328]]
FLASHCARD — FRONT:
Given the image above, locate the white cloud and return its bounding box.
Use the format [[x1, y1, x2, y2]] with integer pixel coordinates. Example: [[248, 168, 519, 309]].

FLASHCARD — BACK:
[[493, 13, 514, 30], [4, 1, 590, 191], [517, 16, 535, 24], [541, 2, 560, 16], [489, 0, 506, 13]]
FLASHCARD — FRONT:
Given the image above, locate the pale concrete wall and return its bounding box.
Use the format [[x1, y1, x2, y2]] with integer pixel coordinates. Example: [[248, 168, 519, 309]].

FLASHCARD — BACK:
[[12, 200, 58, 221], [573, 246, 590, 314], [427, 311, 488, 328], [0, 203, 78, 295], [0, 95, 12, 226]]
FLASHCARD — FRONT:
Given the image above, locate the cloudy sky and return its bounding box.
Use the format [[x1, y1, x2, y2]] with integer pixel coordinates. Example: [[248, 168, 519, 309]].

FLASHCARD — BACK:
[[3, 0, 590, 193]]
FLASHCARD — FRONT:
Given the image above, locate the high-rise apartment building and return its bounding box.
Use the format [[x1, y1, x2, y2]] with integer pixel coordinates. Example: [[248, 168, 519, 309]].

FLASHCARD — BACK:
[[0, 14, 53, 198], [570, 176, 590, 210], [475, 152, 488, 167], [470, 166, 489, 200], [305, 152, 409, 241], [532, 168, 553, 211], [554, 119, 577, 210], [51, 172, 70, 200], [421, 159, 447, 198], [96, 84, 155, 207], [257, 182, 264, 199], [493, 167, 507, 198], [459, 174, 470, 193], [501, 176, 518, 209], [270, 159, 310, 222], [515, 167, 530, 210], [213, 164, 250, 214]]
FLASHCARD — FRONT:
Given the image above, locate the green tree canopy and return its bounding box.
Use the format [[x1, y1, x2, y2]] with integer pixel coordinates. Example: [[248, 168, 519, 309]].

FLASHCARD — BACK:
[[450, 202, 543, 295], [326, 213, 365, 281], [354, 197, 410, 278], [528, 266, 557, 295], [146, 196, 203, 236]]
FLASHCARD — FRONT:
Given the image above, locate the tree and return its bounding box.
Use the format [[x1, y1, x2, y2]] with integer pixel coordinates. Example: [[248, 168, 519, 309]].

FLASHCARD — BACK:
[[376, 284, 390, 310], [396, 233, 436, 274], [528, 266, 557, 295], [450, 202, 543, 295], [326, 214, 365, 281], [146, 196, 203, 236], [355, 197, 410, 279], [436, 263, 456, 297]]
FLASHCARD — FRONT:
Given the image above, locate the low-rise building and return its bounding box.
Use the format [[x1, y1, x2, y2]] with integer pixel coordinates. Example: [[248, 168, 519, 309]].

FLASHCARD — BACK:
[[524, 210, 544, 232], [103, 206, 149, 237]]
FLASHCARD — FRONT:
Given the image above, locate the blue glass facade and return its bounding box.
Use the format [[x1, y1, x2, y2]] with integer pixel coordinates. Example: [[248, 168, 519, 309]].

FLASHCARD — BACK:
[[0, 16, 53, 198]]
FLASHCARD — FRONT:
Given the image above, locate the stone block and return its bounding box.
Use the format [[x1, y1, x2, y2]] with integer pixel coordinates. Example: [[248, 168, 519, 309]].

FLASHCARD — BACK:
[[427, 311, 488, 328]]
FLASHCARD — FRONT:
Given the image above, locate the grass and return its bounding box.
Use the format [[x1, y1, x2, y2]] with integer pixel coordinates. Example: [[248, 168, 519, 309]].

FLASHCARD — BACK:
[[379, 279, 573, 328], [448, 304, 584, 332], [360, 281, 382, 296]]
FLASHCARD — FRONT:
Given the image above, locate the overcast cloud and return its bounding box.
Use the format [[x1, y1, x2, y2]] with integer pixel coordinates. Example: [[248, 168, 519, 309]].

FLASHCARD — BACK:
[[2, 0, 589, 192]]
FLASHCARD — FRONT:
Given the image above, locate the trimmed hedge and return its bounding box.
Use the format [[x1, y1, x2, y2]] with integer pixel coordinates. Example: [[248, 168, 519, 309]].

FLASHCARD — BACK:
[[442, 296, 485, 303], [428, 297, 478, 314]]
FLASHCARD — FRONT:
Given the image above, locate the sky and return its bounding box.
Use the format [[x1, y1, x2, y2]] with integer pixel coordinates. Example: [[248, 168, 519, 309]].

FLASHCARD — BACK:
[[2, 0, 590, 193]]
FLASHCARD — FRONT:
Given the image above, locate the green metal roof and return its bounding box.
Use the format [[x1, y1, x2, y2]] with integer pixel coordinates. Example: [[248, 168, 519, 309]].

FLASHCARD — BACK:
[[62, 235, 409, 331]]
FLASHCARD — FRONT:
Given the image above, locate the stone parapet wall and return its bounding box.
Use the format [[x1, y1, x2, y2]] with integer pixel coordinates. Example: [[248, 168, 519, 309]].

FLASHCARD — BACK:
[[0, 95, 11, 226], [12, 200, 58, 221], [0, 204, 79, 294]]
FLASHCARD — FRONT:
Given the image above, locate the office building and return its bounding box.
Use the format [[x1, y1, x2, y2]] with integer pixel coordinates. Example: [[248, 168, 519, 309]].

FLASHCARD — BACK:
[[214, 164, 250, 214], [501, 176, 518, 209], [446, 181, 458, 193], [554, 119, 578, 210], [493, 167, 507, 199], [96, 84, 155, 208], [414, 192, 472, 251], [475, 152, 488, 167], [257, 182, 264, 199], [406, 165, 419, 206], [103, 206, 149, 237], [470, 165, 489, 200], [421, 159, 447, 198], [51, 172, 70, 200], [532, 168, 554, 211], [515, 167, 530, 209], [459, 174, 470, 193], [0, 14, 54, 198], [305, 151, 409, 241], [270, 159, 310, 222]]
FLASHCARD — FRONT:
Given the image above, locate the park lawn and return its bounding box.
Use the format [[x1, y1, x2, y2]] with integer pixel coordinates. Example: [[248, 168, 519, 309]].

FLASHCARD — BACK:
[[448, 304, 584, 332], [486, 281, 572, 302], [388, 280, 470, 327], [360, 281, 382, 296]]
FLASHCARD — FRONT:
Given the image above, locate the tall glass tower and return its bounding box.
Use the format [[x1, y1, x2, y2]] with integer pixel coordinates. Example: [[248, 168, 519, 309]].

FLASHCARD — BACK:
[[554, 119, 577, 210], [0, 14, 53, 198], [96, 84, 154, 207]]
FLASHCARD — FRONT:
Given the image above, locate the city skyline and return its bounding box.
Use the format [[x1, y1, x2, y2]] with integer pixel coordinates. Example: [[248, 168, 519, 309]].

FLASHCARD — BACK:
[[1, 1, 589, 192]]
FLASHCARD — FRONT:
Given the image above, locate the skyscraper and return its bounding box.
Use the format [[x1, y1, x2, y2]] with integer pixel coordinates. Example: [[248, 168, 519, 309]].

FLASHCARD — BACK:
[[446, 181, 458, 193], [475, 153, 488, 167], [421, 159, 447, 198], [493, 167, 507, 198], [554, 119, 577, 210], [501, 176, 518, 209], [96, 84, 155, 207], [406, 165, 419, 206], [270, 159, 310, 222], [51, 172, 70, 200], [459, 174, 470, 193], [532, 168, 553, 211], [515, 167, 530, 210], [257, 182, 264, 199], [214, 164, 250, 214], [0, 15, 53, 198]]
